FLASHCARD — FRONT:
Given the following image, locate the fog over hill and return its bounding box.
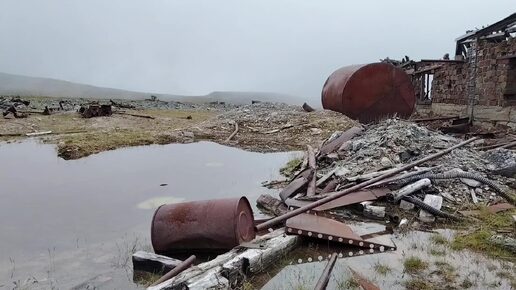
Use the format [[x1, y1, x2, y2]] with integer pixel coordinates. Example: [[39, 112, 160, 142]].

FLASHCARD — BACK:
[[0, 72, 303, 105]]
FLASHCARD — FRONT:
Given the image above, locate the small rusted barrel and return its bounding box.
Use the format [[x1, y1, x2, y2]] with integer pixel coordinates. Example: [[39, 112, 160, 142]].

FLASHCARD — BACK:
[[151, 197, 255, 254], [322, 63, 415, 123]]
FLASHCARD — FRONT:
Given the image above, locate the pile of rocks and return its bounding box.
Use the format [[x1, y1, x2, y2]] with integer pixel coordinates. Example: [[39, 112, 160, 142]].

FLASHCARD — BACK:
[[280, 118, 516, 223], [325, 119, 514, 207]]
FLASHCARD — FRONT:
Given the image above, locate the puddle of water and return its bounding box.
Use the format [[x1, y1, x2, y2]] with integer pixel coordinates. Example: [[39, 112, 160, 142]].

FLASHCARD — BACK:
[[0, 140, 296, 289], [262, 226, 515, 290]]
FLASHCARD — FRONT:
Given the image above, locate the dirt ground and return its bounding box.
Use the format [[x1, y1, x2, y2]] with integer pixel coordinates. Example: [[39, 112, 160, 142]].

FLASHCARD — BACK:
[[0, 97, 356, 159]]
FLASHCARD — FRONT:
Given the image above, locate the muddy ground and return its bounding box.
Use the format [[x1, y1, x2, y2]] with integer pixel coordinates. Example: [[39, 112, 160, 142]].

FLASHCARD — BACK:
[[0, 96, 355, 160]]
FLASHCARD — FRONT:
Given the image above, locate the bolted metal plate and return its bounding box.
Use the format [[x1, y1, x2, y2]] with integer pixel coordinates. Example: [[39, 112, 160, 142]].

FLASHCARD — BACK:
[[286, 214, 396, 252]]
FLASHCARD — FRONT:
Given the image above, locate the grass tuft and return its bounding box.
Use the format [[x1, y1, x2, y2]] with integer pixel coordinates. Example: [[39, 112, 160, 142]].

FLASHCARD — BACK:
[[430, 234, 449, 245], [373, 262, 392, 276], [404, 278, 432, 290], [403, 256, 428, 274]]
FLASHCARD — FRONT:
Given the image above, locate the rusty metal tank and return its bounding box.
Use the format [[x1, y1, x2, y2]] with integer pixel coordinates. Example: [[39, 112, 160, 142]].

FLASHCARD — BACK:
[[321, 63, 415, 123], [151, 197, 255, 254]]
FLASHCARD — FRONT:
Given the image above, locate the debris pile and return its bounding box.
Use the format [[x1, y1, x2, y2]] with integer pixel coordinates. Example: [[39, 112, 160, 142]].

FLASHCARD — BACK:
[[194, 102, 356, 152], [273, 118, 516, 224]]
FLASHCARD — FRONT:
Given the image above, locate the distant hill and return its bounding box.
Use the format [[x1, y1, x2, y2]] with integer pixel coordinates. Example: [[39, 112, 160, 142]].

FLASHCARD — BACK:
[[179, 91, 301, 105], [0, 72, 166, 100], [0, 72, 303, 105]]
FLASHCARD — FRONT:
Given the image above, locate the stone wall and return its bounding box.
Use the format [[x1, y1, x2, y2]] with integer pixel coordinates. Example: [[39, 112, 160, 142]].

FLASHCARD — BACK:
[[431, 37, 516, 107]]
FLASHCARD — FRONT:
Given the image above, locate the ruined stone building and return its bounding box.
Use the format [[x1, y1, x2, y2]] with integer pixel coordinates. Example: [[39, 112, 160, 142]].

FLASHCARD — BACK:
[[405, 13, 516, 126]]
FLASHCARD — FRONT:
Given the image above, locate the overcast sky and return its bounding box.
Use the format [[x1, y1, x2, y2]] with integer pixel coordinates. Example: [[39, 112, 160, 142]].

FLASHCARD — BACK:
[[0, 1, 514, 98]]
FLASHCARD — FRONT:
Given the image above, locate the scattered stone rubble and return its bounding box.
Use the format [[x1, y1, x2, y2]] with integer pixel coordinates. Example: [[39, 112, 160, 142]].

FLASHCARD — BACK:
[[284, 118, 516, 222], [193, 102, 356, 152]]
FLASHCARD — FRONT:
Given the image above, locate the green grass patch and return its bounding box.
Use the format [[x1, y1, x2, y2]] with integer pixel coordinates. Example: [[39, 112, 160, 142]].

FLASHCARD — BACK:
[[430, 234, 449, 245], [433, 261, 458, 283], [403, 256, 428, 274], [428, 248, 446, 256], [373, 262, 392, 276], [337, 277, 359, 289], [451, 209, 516, 259], [404, 278, 432, 290], [280, 157, 303, 177]]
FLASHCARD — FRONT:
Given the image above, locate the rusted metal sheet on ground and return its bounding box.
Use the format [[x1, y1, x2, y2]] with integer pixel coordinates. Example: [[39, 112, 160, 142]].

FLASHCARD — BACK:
[[286, 214, 396, 252], [319, 126, 364, 157], [279, 176, 309, 201], [285, 188, 390, 211], [151, 197, 255, 254], [349, 268, 380, 290], [321, 63, 415, 123]]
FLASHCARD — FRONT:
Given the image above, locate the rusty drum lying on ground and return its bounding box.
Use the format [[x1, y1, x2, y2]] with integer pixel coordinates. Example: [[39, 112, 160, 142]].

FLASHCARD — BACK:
[[321, 63, 415, 123], [151, 197, 256, 254]]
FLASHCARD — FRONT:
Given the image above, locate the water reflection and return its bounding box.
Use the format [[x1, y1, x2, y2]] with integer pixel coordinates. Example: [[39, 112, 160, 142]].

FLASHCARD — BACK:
[[0, 140, 295, 289]]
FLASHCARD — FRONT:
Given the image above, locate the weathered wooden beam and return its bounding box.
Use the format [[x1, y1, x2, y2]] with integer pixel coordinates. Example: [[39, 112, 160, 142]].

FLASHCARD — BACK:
[[132, 251, 183, 274], [257, 194, 288, 216], [148, 229, 300, 290]]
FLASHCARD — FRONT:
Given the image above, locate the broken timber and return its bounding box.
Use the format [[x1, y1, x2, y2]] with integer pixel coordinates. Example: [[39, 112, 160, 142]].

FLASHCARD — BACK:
[[147, 229, 300, 290], [306, 145, 317, 197], [132, 251, 183, 274], [256, 137, 479, 231], [225, 121, 239, 142]]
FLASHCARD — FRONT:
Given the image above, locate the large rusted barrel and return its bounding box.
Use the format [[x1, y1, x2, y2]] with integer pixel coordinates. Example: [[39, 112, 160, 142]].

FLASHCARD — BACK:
[[322, 63, 415, 123], [151, 197, 255, 254]]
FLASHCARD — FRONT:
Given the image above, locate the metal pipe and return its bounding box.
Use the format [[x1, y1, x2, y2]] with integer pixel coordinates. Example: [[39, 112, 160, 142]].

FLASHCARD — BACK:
[[314, 253, 338, 290], [402, 196, 461, 221], [150, 255, 196, 286], [394, 171, 513, 204], [256, 137, 478, 231]]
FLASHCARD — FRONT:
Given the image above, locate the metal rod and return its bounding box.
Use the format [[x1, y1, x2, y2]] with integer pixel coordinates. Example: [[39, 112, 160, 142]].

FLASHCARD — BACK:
[[256, 137, 478, 231], [150, 255, 196, 286], [314, 253, 338, 290]]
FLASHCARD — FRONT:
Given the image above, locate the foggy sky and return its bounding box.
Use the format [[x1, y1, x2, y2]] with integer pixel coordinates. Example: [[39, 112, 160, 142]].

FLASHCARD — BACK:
[[0, 1, 514, 98]]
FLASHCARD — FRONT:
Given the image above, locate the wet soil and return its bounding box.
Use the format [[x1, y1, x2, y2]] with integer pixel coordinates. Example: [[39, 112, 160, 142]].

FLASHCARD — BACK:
[[0, 97, 354, 160], [260, 225, 515, 290]]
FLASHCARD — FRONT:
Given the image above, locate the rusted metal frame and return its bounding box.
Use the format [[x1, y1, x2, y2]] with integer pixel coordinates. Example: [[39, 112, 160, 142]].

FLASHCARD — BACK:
[[256, 137, 479, 231], [314, 253, 338, 290], [150, 255, 196, 286]]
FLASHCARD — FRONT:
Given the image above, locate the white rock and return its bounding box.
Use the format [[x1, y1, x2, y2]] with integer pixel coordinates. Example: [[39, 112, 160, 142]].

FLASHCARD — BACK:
[[380, 157, 393, 168], [335, 167, 350, 177], [418, 194, 443, 223], [460, 178, 481, 187]]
